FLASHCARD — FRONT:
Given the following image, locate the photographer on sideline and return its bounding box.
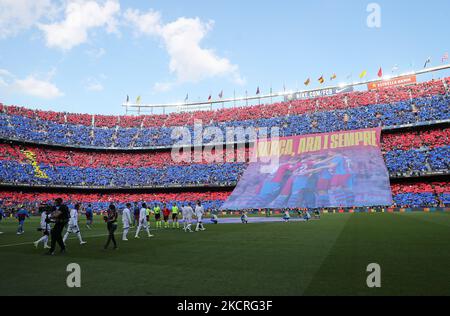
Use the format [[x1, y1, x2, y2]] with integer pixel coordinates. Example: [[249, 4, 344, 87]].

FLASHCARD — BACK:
[[47, 198, 70, 255]]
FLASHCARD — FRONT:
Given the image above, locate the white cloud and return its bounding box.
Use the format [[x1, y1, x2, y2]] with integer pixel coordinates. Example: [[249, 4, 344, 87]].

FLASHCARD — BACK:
[[124, 8, 161, 36], [85, 47, 106, 59], [0, 77, 8, 87], [0, 68, 63, 99], [86, 82, 103, 91], [0, 68, 13, 78], [153, 82, 173, 93], [13, 75, 64, 99], [84, 76, 105, 92], [0, 69, 12, 87], [0, 0, 58, 39], [125, 9, 245, 86], [85, 80, 103, 92], [38, 0, 120, 50]]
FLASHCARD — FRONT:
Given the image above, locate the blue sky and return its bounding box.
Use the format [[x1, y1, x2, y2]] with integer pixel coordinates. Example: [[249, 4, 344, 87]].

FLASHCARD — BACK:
[[0, 0, 449, 115]]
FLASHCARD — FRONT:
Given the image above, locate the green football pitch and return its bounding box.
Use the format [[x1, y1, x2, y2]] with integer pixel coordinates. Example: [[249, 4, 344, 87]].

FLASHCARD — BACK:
[[0, 212, 448, 296]]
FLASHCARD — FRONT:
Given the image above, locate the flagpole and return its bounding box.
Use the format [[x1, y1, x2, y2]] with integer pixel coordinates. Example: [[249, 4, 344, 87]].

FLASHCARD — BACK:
[[270, 85, 273, 104], [233, 90, 236, 108]]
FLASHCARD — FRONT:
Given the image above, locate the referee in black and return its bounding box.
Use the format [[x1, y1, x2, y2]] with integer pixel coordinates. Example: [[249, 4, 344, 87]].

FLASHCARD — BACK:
[[47, 198, 70, 255]]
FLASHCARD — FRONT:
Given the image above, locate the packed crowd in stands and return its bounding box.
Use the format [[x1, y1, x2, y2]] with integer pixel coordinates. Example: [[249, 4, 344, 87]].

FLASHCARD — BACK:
[[391, 182, 449, 207], [382, 128, 449, 151], [1, 78, 446, 128], [0, 160, 246, 187], [0, 181, 447, 212], [0, 78, 448, 209], [385, 146, 449, 176], [1, 78, 449, 149], [0, 128, 447, 168], [0, 143, 252, 168], [0, 191, 229, 212], [0, 142, 448, 188]]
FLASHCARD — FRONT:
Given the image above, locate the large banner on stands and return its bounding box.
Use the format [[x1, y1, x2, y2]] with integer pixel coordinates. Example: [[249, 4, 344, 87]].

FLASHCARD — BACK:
[[221, 128, 393, 210]]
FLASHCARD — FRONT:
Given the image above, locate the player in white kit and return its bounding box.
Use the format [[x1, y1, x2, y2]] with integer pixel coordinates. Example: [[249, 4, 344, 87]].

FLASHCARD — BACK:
[[182, 203, 194, 232], [135, 203, 154, 238], [195, 201, 206, 232], [34, 206, 51, 249], [63, 203, 87, 245], [122, 203, 132, 241]]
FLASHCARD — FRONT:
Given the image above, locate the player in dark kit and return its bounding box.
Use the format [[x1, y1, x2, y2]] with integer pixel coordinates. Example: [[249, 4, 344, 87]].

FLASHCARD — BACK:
[[133, 202, 140, 227], [47, 198, 70, 255], [104, 204, 118, 250]]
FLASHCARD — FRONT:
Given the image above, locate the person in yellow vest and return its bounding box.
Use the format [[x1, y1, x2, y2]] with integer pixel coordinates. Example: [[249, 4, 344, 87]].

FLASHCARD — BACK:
[[171, 204, 180, 229], [153, 204, 162, 229], [145, 206, 151, 222]]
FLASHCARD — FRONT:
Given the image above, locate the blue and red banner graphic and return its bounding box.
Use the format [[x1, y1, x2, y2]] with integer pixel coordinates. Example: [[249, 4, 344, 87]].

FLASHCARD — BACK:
[[221, 128, 393, 210]]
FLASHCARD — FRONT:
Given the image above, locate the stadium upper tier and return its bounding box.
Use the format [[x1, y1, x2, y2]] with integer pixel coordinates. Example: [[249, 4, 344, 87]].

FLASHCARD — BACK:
[[1, 78, 449, 149], [0, 181, 448, 210]]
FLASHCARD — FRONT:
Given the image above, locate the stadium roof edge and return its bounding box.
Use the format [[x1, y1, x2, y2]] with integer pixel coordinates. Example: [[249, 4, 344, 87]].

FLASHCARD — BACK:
[[121, 64, 450, 111]]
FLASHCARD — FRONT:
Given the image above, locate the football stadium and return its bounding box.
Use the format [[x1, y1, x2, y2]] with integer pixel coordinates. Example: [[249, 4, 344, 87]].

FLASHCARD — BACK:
[[0, 1, 449, 300]]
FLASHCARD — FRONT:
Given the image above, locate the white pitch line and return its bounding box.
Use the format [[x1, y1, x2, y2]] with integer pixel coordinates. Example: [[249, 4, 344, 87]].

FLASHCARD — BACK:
[[0, 233, 110, 249], [0, 227, 165, 249]]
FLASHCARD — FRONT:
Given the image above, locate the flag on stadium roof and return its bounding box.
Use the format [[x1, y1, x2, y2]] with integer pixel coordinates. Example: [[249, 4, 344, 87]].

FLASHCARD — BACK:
[[218, 90, 223, 98], [424, 57, 431, 68], [136, 96, 141, 104], [378, 67, 383, 78], [304, 78, 311, 86], [359, 70, 367, 79], [184, 93, 188, 102], [208, 94, 212, 101], [442, 52, 449, 63], [126, 95, 129, 103], [256, 87, 260, 95], [330, 73, 337, 80], [318, 76, 324, 84]]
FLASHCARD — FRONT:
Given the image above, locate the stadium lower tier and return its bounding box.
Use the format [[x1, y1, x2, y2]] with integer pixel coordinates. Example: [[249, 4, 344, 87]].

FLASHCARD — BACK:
[[1, 94, 450, 149], [0, 146, 448, 187], [0, 181, 448, 211]]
